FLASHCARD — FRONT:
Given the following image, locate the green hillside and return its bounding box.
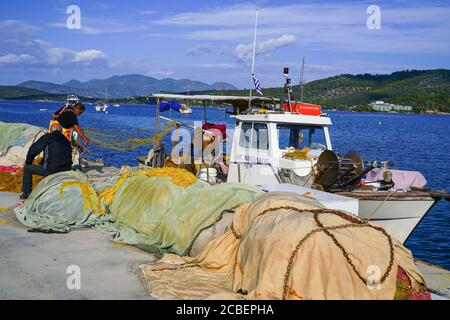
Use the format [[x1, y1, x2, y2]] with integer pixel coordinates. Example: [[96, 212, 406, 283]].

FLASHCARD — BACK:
[[0, 86, 51, 99], [189, 69, 450, 113]]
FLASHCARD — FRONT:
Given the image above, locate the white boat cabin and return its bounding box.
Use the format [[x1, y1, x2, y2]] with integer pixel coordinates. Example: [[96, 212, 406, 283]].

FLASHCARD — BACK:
[[227, 112, 333, 187]]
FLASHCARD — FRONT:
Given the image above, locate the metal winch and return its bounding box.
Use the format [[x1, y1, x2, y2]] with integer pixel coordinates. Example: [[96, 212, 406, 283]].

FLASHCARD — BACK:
[[313, 150, 381, 191]]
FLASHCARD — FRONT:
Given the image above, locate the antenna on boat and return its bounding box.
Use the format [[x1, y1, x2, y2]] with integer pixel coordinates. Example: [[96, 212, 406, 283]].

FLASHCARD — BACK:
[[284, 67, 292, 112], [300, 56, 305, 103], [186, 71, 190, 111], [248, 9, 258, 110]]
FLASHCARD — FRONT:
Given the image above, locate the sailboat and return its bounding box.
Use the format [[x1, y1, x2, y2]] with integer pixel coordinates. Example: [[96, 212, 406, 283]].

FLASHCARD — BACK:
[[95, 86, 109, 112]]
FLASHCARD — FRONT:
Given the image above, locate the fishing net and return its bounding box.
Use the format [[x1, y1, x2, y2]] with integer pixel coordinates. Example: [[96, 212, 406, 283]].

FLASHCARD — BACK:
[[0, 158, 44, 193], [139, 192, 428, 300], [14, 171, 104, 233], [0, 170, 44, 193], [85, 121, 177, 151], [99, 167, 197, 206], [282, 147, 311, 160], [0, 122, 45, 167], [95, 168, 264, 256]]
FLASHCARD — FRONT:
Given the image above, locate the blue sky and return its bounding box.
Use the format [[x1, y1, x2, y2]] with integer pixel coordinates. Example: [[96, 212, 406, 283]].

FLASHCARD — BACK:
[[1, 0, 450, 88]]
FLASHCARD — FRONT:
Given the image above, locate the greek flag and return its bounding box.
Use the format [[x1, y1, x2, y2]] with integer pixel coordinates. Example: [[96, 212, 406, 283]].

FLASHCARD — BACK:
[[252, 73, 263, 95]]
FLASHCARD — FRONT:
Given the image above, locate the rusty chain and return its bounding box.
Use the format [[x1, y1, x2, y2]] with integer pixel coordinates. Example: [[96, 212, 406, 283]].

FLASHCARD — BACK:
[[229, 206, 395, 300]]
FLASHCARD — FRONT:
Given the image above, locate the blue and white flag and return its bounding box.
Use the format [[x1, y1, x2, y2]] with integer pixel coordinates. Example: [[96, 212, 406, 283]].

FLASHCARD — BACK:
[[252, 73, 263, 95]]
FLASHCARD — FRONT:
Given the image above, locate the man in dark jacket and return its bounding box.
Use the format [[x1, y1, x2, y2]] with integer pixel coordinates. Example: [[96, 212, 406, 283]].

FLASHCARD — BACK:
[[20, 130, 72, 200]]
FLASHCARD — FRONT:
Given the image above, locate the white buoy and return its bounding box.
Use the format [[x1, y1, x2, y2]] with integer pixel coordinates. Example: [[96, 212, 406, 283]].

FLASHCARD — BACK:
[[105, 111, 109, 114], [378, 121, 381, 125]]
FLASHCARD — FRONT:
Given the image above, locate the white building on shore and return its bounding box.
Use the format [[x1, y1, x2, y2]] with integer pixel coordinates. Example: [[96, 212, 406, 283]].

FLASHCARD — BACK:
[[370, 101, 413, 112]]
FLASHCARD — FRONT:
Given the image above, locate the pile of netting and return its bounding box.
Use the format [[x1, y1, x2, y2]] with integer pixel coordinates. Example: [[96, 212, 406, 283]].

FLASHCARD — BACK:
[[282, 147, 310, 160], [85, 121, 177, 151], [0, 121, 45, 167], [139, 192, 430, 300], [95, 167, 264, 256], [0, 158, 44, 193], [0, 169, 44, 193], [14, 171, 104, 233], [12, 165, 264, 256]]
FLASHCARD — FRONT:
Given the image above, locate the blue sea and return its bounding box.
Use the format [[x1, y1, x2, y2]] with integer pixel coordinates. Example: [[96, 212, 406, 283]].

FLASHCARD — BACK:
[[1, 100, 449, 269]]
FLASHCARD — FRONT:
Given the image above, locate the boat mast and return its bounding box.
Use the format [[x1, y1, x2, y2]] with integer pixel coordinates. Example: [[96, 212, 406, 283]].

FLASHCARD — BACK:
[[300, 56, 305, 103], [188, 72, 190, 96], [248, 9, 258, 110]]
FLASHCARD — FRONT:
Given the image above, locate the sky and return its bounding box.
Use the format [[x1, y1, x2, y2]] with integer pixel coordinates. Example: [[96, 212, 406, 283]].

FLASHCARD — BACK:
[[1, 0, 450, 88]]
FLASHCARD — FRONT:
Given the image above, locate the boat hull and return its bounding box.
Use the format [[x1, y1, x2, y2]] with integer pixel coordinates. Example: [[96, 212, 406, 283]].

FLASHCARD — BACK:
[[357, 198, 435, 244]]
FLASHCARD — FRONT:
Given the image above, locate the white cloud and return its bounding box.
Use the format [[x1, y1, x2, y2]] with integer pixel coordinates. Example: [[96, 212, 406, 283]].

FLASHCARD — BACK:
[[186, 44, 213, 56], [48, 15, 150, 35], [231, 34, 297, 64], [0, 20, 106, 73], [0, 53, 36, 64], [0, 20, 41, 39], [150, 3, 450, 54], [189, 62, 239, 69], [31, 40, 106, 65], [74, 50, 106, 62]]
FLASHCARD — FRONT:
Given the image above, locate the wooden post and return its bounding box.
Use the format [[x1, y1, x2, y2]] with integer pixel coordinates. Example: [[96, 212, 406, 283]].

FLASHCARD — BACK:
[[155, 97, 161, 145], [156, 98, 161, 131], [203, 101, 207, 124]]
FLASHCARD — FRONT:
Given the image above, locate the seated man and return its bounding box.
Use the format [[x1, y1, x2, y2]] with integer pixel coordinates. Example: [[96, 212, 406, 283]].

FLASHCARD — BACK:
[[20, 130, 72, 200]]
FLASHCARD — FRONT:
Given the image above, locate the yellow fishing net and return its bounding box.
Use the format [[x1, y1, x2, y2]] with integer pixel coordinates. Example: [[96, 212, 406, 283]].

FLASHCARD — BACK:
[[99, 173, 129, 206], [99, 167, 197, 206], [60, 181, 105, 215], [86, 121, 177, 151], [0, 170, 44, 193], [0, 158, 44, 193], [0, 207, 10, 213], [282, 147, 310, 160], [143, 167, 197, 187]]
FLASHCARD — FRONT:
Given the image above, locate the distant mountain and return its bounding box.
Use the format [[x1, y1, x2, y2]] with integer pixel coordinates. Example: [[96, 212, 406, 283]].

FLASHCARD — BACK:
[[18, 81, 78, 95], [0, 86, 51, 99], [210, 82, 238, 90], [18, 74, 238, 99]]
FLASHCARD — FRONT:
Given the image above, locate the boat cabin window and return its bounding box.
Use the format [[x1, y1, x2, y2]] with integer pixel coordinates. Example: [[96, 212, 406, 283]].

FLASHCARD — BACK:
[[277, 124, 327, 151], [239, 122, 269, 150]]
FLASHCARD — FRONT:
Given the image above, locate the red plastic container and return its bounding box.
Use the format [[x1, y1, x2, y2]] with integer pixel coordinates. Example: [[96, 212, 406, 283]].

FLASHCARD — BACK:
[[282, 102, 321, 116]]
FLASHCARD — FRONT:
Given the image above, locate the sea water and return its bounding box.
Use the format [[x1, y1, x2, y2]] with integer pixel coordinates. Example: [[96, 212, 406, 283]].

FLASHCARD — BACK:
[[1, 100, 449, 269]]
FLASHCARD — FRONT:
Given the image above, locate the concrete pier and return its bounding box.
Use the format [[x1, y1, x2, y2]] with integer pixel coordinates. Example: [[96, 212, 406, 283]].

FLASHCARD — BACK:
[[0, 190, 448, 300], [0, 192, 156, 300]]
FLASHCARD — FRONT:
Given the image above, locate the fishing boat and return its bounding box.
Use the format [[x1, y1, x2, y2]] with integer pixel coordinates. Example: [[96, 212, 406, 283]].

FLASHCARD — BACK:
[[180, 103, 192, 114], [142, 75, 448, 244], [65, 94, 80, 107], [95, 102, 109, 112], [95, 86, 109, 112]]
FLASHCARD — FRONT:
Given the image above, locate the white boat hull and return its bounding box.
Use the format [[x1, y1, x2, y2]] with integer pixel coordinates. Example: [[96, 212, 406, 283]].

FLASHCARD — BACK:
[[227, 163, 437, 244], [357, 198, 435, 244], [95, 105, 108, 112]]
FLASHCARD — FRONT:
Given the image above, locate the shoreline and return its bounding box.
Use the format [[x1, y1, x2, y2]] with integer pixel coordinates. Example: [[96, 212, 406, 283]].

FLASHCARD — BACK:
[[1, 99, 449, 115]]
